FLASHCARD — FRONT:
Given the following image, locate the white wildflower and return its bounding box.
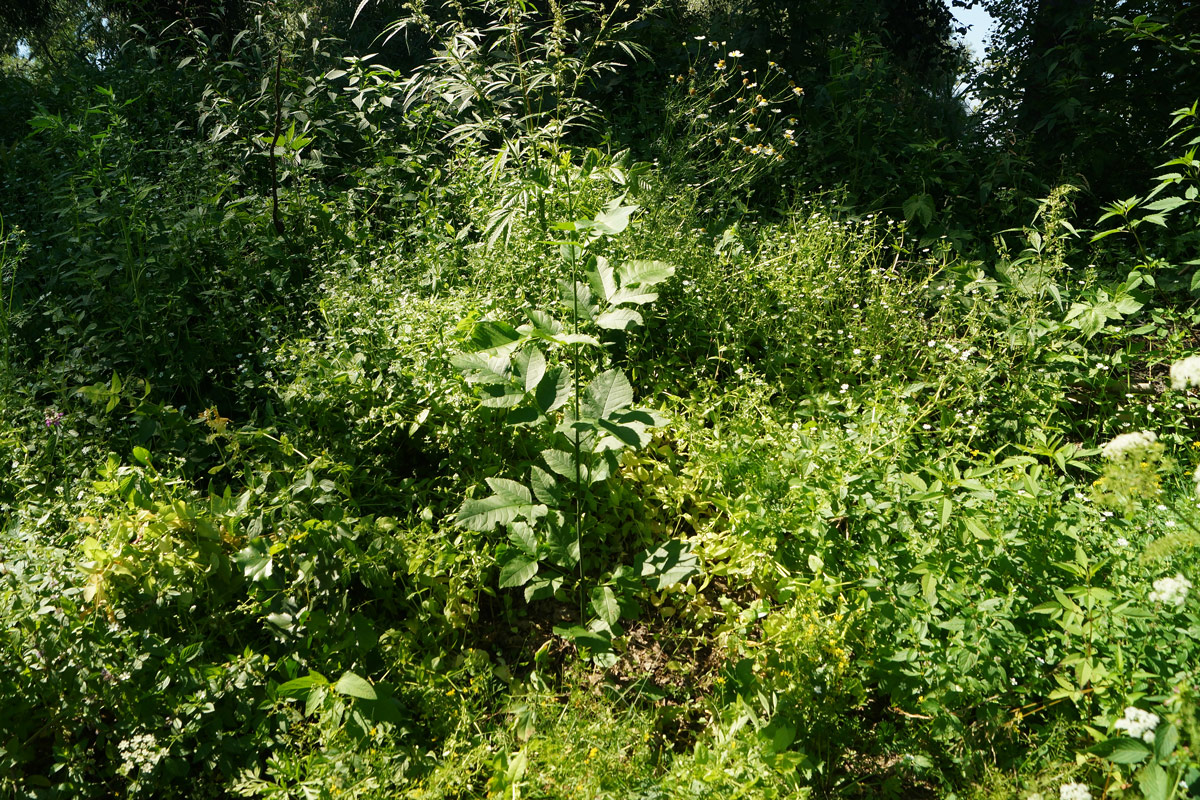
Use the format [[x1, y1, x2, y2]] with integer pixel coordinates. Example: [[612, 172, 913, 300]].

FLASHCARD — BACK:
[[728, 50, 744, 58], [118, 732, 165, 776], [1149, 574, 1192, 607], [1116, 537, 1129, 547], [1059, 783, 1092, 800], [1101, 430, 1158, 460], [1194, 464, 1200, 497], [1113, 706, 1160, 742], [1169, 355, 1200, 390]]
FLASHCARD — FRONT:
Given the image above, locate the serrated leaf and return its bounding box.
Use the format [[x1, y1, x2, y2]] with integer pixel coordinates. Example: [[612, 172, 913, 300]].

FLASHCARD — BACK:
[[608, 288, 659, 306], [456, 491, 542, 532], [542, 449, 577, 480], [529, 466, 560, 505], [450, 353, 511, 384], [591, 256, 618, 302], [1154, 723, 1178, 761], [524, 574, 563, 602], [596, 308, 644, 330], [1088, 736, 1151, 764], [515, 348, 546, 392], [591, 586, 620, 626], [486, 477, 533, 504], [560, 280, 597, 321], [581, 370, 633, 420], [903, 192, 935, 226], [334, 671, 377, 700], [508, 521, 539, 557], [499, 552, 539, 588], [1138, 763, 1169, 800], [617, 260, 674, 288], [1144, 196, 1187, 212], [524, 308, 562, 335]]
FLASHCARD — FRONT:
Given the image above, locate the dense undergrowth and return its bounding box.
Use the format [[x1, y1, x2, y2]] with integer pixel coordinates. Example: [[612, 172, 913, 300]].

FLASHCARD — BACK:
[[3, 0, 1200, 798]]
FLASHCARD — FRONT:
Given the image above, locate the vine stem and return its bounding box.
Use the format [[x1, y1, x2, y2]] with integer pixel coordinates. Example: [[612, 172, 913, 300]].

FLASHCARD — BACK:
[[270, 50, 286, 237]]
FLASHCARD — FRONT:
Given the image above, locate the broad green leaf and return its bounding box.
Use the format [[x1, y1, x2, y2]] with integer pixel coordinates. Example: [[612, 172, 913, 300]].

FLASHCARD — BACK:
[[524, 574, 564, 602], [591, 586, 620, 626], [552, 624, 612, 654], [547, 332, 600, 348], [457, 490, 542, 532], [1144, 196, 1187, 213], [508, 521, 539, 557], [236, 542, 274, 582], [529, 465, 560, 505], [590, 256, 618, 302], [1137, 763, 1169, 800], [595, 416, 649, 451], [903, 192, 935, 226], [510, 702, 537, 742], [478, 384, 526, 408], [559, 280, 597, 321], [638, 540, 699, 590], [131, 446, 151, 466], [581, 370, 634, 420], [608, 288, 659, 306], [450, 353, 511, 385], [1154, 723, 1178, 761], [486, 477, 532, 504], [596, 308, 644, 330], [277, 672, 329, 698], [617, 260, 674, 288], [467, 320, 523, 353], [515, 348, 546, 393], [334, 671, 377, 700], [506, 406, 541, 426], [593, 203, 639, 236], [524, 308, 562, 335], [1088, 736, 1151, 764], [499, 552, 539, 588], [542, 449, 578, 480], [535, 367, 570, 414]]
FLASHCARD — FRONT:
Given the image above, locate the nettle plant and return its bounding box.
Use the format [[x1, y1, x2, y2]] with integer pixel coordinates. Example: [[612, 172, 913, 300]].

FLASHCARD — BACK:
[[450, 202, 695, 664]]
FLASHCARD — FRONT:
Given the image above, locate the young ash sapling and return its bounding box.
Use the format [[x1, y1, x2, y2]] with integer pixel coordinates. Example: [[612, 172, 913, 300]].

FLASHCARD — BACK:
[[450, 199, 696, 664]]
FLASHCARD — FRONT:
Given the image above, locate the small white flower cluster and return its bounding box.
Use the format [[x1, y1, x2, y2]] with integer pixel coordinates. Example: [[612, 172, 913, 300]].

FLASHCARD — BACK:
[[1149, 574, 1192, 607], [1060, 783, 1092, 800], [117, 732, 165, 776], [1101, 430, 1157, 460], [1113, 706, 1160, 742], [1170, 355, 1200, 390]]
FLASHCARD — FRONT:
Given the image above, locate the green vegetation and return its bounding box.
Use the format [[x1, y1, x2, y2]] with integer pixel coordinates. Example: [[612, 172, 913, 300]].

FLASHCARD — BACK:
[[2, 0, 1200, 797]]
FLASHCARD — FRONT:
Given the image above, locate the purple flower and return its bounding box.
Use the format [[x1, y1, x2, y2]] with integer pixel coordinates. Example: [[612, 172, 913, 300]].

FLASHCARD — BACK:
[[44, 410, 64, 428]]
